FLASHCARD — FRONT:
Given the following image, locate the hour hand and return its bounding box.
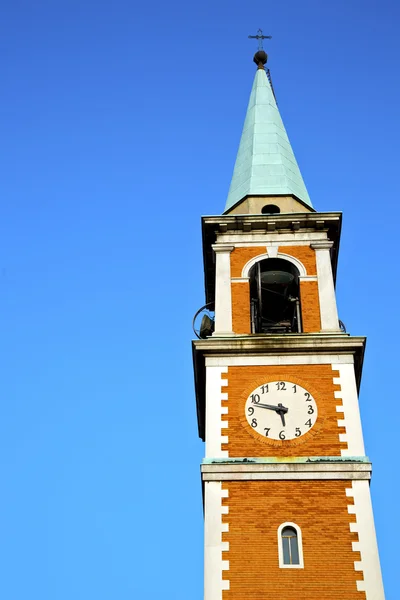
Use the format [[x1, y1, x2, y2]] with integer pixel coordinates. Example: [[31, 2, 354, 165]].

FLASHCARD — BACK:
[[277, 403, 286, 426], [253, 402, 288, 414]]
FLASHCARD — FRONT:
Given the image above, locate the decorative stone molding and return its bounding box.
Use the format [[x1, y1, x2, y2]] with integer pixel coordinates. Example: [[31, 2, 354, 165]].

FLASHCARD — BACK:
[[212, 244, 235, 253], [311, 241, 340, 331], [205, 367, 229, 458], [241, 251, 307, 278], [332, 364, 365, 457], [201, 461, 372, 481], [204, 482, 230, 600], [212, 246, 234, 335], [310, 241, 334, 250], [346, 481, 385, 599]]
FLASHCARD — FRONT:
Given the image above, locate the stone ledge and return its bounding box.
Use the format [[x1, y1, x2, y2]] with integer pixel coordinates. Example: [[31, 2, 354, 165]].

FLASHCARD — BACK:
[[203, 456, 370, 464], [201, 461, 372, 481]]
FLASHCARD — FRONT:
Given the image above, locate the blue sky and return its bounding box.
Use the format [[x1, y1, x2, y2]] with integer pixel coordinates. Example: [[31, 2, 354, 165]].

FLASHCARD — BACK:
[[0, 0, 398, 598]]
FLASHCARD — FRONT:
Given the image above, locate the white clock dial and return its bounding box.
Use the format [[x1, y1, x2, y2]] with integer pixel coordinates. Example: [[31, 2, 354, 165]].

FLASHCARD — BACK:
[[245, 381, 318, 441]]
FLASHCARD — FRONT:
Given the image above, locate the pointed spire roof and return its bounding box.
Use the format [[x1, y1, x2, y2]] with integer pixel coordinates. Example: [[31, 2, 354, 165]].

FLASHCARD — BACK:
[[225, 57, 312, 213]]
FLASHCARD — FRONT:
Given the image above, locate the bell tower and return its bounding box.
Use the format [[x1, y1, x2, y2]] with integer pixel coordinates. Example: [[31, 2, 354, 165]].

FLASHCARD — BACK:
[[192, 43, 385, 600]]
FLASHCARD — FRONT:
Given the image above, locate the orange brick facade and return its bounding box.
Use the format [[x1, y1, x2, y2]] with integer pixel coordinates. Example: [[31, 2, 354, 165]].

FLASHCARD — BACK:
[[279, 245, 317, 275], [221, 480, 365, 600], [221, 365, 347, 457], [300, 280, 321, 332], [231, 246, 266, 278], [229, 245, 321, 334], [231, 282, 251, 334]]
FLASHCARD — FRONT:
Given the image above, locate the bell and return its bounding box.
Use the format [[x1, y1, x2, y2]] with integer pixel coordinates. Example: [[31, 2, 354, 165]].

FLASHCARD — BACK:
[[261, 271, 294, 285]]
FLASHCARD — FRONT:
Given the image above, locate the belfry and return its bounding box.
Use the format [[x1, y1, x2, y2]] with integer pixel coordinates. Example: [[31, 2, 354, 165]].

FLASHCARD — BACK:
[[192, 39, 385, 599]]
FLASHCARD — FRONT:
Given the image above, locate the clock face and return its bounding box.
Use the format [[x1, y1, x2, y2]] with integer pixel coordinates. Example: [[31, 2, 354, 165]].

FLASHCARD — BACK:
[[245, 381, 318, 441]]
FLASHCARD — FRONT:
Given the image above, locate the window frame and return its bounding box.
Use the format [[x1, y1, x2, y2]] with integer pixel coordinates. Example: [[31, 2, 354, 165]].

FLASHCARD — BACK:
[[277, 522, 304, 569]]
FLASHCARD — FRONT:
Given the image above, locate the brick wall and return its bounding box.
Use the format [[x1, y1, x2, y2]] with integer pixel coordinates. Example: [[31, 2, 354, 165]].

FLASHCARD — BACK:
[[222, 480, 365, 599], [300, 280, 321, 332], [231, 247, 265, 278], [231, 282, 251, 334], [222, 365, 347, 457], [279, 245, 317, 275]]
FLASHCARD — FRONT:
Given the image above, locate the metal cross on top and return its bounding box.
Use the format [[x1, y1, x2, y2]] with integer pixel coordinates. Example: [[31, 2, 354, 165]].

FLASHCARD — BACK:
[[248, 28, 272, 50]]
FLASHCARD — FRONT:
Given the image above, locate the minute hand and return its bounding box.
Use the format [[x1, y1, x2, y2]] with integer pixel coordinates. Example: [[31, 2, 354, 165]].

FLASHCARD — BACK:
[[253, 402, 288, 413]]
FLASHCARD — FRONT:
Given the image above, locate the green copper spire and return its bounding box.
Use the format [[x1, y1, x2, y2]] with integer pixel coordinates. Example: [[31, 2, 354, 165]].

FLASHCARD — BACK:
[[225, 57, 312, 213]]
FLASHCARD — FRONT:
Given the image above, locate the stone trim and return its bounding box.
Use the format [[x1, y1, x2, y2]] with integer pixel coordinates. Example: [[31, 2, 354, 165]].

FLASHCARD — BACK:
[[333, 364, 365, 457], [241, 251, 307, 278], [212, 247, 234, 335], [218, 233, 329, 245], [205, 354, 355, 367], [312, 242, 340, 331], [346, 481, 385, 599], [204, 482, 230, 600], [311, 241, 334, 250], [194, 334, 365, 354], [212, 244, 235, 253], [205, 367, 229, 458], [201, 461, 372, 481], [202, 456, 370, 464]]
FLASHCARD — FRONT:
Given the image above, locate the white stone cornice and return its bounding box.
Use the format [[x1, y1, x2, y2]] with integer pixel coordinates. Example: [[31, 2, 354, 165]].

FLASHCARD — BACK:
[[193, 334, 365, 355]]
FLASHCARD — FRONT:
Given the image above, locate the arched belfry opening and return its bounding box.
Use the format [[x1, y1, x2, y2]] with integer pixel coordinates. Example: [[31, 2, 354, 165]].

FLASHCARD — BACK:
[[249, 258, 302, 333]]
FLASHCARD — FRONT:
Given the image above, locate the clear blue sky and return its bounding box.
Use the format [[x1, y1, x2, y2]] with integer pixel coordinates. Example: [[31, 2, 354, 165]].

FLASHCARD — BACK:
[[0, 1, 398, 598]]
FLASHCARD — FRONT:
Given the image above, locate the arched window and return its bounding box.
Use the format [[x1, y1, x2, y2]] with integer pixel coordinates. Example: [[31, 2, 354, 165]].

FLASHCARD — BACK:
[[277, 523, 304, 568], [249, 258, 302, 334], [261, 204, 280, 214]]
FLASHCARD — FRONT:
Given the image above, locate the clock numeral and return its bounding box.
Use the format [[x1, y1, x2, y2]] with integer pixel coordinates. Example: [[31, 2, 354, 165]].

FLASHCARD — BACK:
[[251, 418, 258, 428], [304, 392, 312, 401], [292, 385, 297, 393], [261, 384, 269, 394], [251, 393, 260, 404], [279, 430, 286, 440], [305, 419, 312, 428], [276, 381, 286, 391], [307, 405, 314, 415], [264, 428, 271, 437], [295, 427, 301, 437], [248, 407, 254, 416]]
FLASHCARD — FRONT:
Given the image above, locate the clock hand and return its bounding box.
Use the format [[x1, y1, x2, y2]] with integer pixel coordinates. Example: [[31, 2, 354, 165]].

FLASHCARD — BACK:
[[277, 403, 286, 427], [253, 402, 288, 414]]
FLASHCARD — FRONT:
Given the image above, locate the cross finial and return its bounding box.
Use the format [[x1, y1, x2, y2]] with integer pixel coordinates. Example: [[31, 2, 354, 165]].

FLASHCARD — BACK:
[[248, 28, 272, 51]]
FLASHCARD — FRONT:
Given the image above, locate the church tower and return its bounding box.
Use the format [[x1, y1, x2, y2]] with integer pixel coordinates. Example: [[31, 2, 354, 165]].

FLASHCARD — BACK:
[[192, 42, 385, 600]]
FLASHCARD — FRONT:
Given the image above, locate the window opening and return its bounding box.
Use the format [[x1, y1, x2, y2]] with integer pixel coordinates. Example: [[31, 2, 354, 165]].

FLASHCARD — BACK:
[[261, 204, 280, 214], [281, 526, 300, 565], [249, 258, 302, 334]]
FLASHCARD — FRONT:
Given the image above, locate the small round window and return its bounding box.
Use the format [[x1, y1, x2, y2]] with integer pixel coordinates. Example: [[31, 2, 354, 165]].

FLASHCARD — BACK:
[[261, 204, 280, 214]]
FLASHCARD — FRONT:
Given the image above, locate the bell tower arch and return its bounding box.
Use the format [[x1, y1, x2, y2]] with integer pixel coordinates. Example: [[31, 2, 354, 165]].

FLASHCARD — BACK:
[[248, 257, 302, 333]]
